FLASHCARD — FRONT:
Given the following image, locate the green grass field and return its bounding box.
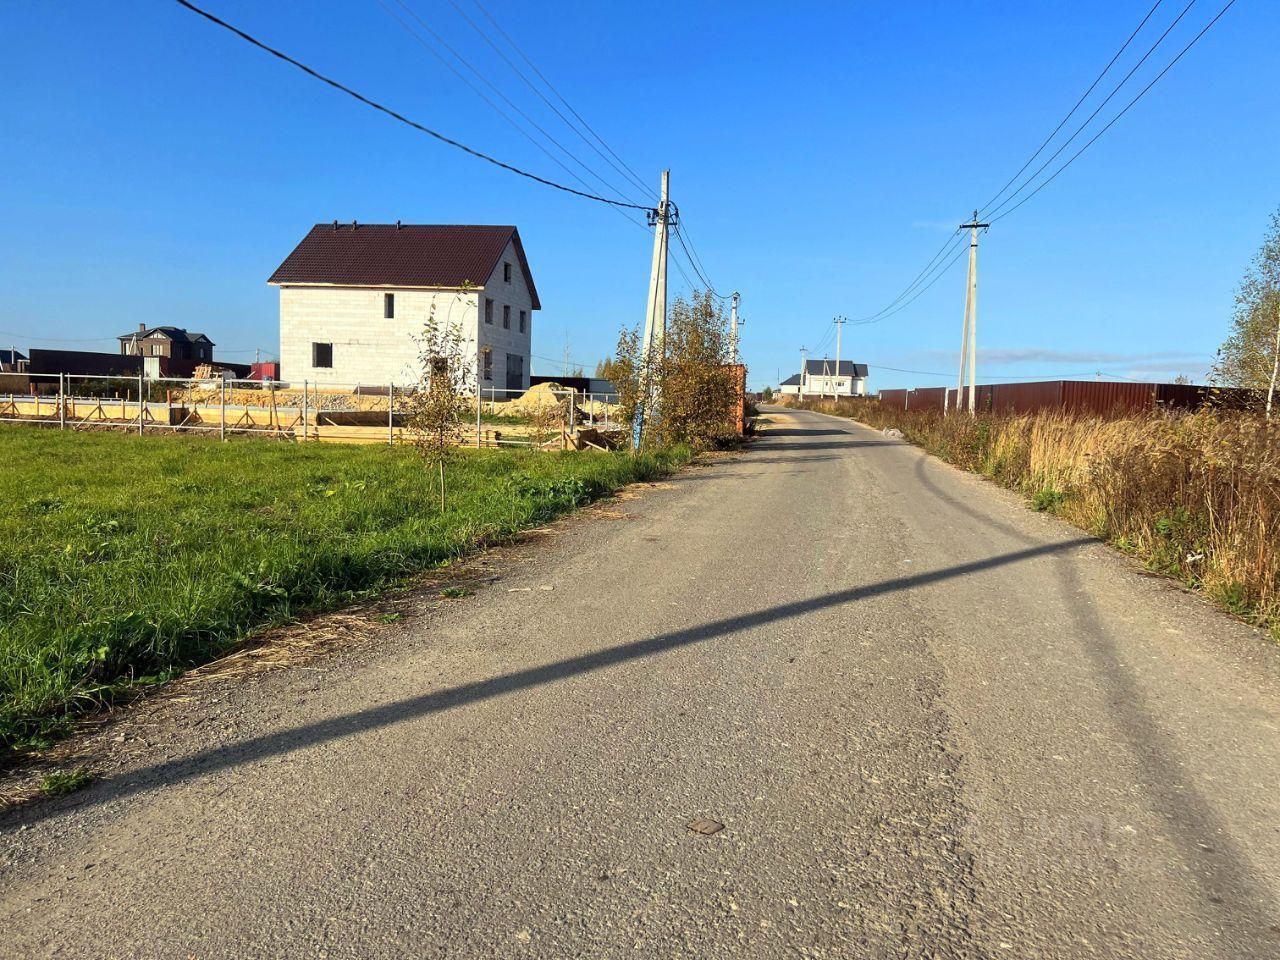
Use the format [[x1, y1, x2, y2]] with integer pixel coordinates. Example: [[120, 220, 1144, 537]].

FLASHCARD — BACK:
[[0, 426, 687, 755]]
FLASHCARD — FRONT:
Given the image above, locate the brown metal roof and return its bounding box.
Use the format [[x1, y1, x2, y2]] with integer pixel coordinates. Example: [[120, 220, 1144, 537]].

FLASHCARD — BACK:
[[115, 326, 213, 345], [267, 223, 540, 309]]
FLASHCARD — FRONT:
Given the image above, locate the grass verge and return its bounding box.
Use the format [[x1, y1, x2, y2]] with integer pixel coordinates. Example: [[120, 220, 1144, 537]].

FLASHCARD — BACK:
[[797, 398, 1280, 640], [0, 427, 689, 756]]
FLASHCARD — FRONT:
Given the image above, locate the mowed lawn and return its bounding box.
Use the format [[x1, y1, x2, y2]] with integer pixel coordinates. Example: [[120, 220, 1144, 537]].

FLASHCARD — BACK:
[[0, 426, 686, 754]]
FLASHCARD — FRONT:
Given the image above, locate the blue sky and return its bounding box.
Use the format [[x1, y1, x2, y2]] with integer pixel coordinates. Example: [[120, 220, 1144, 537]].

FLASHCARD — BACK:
[[1, 0, 1276, 390]]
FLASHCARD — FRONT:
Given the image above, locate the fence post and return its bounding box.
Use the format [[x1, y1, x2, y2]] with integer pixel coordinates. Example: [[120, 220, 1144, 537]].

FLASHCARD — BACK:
[[301, 380, 308, 443], [388, 383, 394, 446], [59, 373, 66, 430], [220, 377, 227, 442], [138, 372, 145, 436]]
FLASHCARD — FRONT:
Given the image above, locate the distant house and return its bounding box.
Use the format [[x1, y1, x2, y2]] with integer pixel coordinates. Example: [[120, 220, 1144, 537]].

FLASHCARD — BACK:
[[119, 325, 215, 363], [0, 348, 27, 373], [268, 222, 540, 391], [778, 373, 802, 396], [802, 359, 867, 397]]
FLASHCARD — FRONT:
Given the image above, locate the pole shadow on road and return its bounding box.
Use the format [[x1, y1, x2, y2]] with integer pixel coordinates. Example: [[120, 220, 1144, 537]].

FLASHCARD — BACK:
[[5, 536, 1094, 830], [908, 455, 1277, 951]]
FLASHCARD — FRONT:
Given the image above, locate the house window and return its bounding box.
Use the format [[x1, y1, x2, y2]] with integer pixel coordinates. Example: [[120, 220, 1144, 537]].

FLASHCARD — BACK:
[[519, 310, 527, 334], [505, 353, 524, 390], [482, 348, 492, 381], [384, 293, 395, 319], [503, 262, 512, 283], [502, 305, 510, 329], [484, 298, 494, 325], [312, 342, 333, 368]]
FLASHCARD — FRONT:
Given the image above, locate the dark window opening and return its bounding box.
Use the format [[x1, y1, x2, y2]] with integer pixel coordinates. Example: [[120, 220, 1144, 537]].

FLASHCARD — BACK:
[[519, 310, 527, 334], [312, 342, 333, 368], [503, 262, 512, 283], [482, 349, 492, 380], [502, 304, 511, 329], [505, 353, 524, 392], [384, 293, 395, 318], [484, 298, 494, 324]]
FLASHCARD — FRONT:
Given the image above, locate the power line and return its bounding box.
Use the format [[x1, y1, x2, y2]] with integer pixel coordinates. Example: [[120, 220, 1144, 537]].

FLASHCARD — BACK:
[[671, 224, 725, 298], [672, 219, 726, 299], [983, 0, 1204, 222], [978, 0, 1167, 215], [990, 0, 1238, 224], [171, 0, 654, 214], [816, 0, 1234, 349], [464, 0, 653, 198], [382, 0, 649, 211], [441, 0, 655, 201], [847, 229, 964, 324], [669, 245, 702, 294], [850, 241, 971, 326], [0, 331, 117, 343], [531, 351, 596, 373]]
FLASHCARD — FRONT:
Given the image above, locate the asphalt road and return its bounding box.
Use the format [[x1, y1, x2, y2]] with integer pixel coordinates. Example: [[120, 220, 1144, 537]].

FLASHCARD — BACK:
[[3, 407, 1280, 958]]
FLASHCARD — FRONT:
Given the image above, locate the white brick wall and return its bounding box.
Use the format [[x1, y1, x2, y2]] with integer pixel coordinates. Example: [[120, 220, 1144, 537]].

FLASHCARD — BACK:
[[277, 240, 537, 391], [801, 373, 866, 397], [476, 239, 535, 394]]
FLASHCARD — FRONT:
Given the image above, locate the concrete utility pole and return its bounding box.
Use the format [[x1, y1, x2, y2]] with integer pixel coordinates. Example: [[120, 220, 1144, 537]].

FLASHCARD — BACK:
[[729, 292, 741, 363], [799, 346, 808, 401], [833, 316, 846, 398], [632, 170, 672, 447], [956, 211, 989, 415]]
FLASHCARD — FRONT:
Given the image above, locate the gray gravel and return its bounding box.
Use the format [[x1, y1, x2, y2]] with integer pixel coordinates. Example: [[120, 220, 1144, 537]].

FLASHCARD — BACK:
[[2, 407, 1279, 958]]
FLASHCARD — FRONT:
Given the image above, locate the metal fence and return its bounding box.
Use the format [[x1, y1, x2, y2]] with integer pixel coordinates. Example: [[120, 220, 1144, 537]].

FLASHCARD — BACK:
[[869, 380, 1265, 417], [0, 372, 622, 450]]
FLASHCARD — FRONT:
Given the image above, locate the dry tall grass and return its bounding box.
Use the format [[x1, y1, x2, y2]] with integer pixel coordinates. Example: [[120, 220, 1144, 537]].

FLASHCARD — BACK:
[[802, 397, 1280, 637]]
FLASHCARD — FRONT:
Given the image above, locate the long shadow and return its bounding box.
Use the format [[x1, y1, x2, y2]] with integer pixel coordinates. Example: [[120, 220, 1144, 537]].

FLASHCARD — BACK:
[[761, 440, 900, 452], [6, 536, 1092, 829], [909, 455, 1276, 952], [758, 427, 847, 438]]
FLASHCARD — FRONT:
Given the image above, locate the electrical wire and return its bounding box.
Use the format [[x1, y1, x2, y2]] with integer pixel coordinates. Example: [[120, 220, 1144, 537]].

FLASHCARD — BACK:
[[849, 241, 971, 326], [672, 219, 727, 299], [977, 0, 1167, 215], [0, 331, 117, 344], [983, 0, 1204, 222], [669, 246, 702, 294], [382, 0, 649, 211], [671, 224, 724, 297], [441, 0, 654, 202], [812, 0, 1233, 353], [465, 0, 653, 198], [847, 228, 963, 324], [990, 0, 1238, 224], [171, 0, 655, 213]]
